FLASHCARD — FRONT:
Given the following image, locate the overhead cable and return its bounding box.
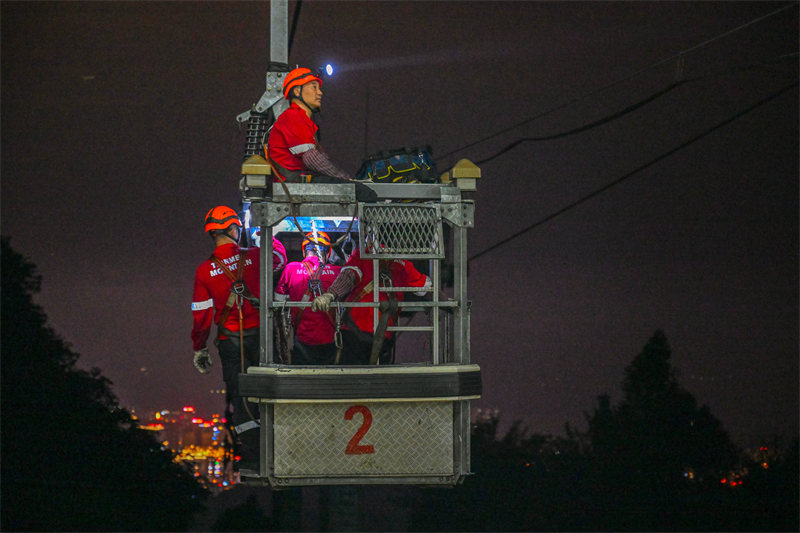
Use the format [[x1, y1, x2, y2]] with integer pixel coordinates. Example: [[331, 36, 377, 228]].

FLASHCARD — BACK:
[[441, 2, 797, 163], [475, 80, 689, 165], [474, 51, 797, 165], [468, 81, 798, 263]]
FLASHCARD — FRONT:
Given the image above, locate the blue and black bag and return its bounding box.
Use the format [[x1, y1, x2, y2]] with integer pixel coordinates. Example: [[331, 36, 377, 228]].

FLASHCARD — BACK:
[[355, 146, 438, 184]]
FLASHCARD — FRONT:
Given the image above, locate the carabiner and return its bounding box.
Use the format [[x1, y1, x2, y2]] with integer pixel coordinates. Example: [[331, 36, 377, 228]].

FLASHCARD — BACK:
[[334, 301, 343, 349]]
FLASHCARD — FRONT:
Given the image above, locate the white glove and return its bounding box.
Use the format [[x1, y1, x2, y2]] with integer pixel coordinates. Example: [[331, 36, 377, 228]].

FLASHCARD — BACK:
[[193, 348, 212, 374], [311, 292, 334, 312]]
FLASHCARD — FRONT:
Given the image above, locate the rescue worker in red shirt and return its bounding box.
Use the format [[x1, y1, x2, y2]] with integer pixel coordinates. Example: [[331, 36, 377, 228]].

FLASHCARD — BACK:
[[275, 231, 342, 365], [311, 246, 431, 365], [191, 205, 287, 470], [267, 66, 376, 201]]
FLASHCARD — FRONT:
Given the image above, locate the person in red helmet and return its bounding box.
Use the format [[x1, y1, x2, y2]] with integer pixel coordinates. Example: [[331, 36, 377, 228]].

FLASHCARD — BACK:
[[267, 67, 347, 183], [190, 205, 287, 471], [267, 67, 375, 201], [275, 230, 343, 365]]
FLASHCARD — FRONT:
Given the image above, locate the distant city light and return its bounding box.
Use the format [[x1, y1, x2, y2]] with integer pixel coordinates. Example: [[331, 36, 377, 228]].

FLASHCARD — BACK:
[[141, 406, 238, 489]]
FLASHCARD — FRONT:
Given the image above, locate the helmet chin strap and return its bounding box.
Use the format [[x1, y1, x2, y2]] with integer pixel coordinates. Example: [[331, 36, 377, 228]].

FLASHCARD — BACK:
[[293, 88, 320, 114], [219, 226, 241, 244], [300, 96, 320, 114]]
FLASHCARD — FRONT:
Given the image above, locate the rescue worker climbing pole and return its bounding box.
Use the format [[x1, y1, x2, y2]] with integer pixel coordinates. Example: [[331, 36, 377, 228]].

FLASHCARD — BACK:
[[275, 231, 342, 365], [266, 66, 376, 201], [190, 205, 287, 470], [311, 246, 432, 365]]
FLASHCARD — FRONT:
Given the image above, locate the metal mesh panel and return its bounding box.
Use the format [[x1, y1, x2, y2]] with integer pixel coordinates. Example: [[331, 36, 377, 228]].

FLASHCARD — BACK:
[[273, 402, 453, 477], [359, 204, 443, 259]]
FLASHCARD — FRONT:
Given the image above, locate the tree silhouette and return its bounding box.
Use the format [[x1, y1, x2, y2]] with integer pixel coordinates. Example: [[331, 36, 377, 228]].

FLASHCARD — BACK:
[[584, 330, 741, 530], [408, 330, 799, 531], [1, 237, 208, 531], [409, 411, 592, 532]]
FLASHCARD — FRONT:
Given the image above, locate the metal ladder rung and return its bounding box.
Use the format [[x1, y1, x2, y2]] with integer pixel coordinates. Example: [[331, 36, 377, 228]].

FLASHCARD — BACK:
[[380, 286, 433, 292], [386, 325, 434, 332]]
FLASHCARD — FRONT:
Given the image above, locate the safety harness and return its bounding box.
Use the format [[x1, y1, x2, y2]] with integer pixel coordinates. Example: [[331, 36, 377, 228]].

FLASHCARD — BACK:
[[208, 251, 259, 422], [280, 257, 342, 361], [209, 252, 258, 343], [267, 152, 315, 184]]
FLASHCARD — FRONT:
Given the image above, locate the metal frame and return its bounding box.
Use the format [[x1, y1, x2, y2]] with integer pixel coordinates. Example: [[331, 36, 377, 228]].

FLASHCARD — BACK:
[[239, 180, 478, 487]]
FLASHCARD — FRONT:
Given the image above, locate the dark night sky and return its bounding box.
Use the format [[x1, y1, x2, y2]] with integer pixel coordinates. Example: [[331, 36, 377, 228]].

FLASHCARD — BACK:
[[2, 1, 797, 445]]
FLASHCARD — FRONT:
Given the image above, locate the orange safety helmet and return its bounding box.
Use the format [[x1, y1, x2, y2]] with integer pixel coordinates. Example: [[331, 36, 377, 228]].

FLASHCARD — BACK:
[[283, 67, 322, 100], [302, 231, 332, 258], [204, 206, 241, 235]]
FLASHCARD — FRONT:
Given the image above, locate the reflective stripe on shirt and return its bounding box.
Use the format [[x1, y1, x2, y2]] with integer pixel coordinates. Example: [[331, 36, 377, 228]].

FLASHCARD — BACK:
[[289, 142, 316, 155], [192, 298, 213, 311], [341, 265, 362, 279]]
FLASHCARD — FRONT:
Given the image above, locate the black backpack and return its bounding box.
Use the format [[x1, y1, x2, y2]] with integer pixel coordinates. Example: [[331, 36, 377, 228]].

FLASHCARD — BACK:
[[355, 146, 438, 184]]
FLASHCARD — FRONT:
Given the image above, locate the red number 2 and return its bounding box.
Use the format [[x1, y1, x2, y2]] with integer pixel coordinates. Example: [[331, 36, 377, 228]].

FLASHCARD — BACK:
[[344, 405, 375, 455]]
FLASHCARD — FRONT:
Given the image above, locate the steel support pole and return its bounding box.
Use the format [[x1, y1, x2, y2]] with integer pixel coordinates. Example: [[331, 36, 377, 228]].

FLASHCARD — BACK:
[[452, 224, 468, 364], [452, 222, 471, 476], [270, 0, 288, 64], [263, 226, 275, 364], [432, 257, 440, 364]]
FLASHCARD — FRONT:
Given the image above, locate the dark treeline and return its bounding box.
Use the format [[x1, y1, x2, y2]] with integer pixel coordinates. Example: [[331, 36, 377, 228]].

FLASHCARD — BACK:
[[1, 238, 208, 531], [408, 332, 798, 531], [2, 238, 797, 532]]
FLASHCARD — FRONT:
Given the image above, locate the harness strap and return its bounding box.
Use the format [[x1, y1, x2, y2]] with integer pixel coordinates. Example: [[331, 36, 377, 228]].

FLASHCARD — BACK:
[[344, 262, 391, 311], [216, 292, 238, 341], [303, 259, 324, 291], [210, 251, 252, 291], [265, 148, 307, 183], [209, 252, 253, 343], [293, 260, 336, 332], [211, 251, 259, 424], [337, 266, 400, 365], [370, 296, 398, 365]]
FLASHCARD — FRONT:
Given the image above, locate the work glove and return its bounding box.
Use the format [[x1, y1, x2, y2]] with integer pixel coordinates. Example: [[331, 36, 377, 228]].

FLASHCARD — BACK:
[[193, 348, 213, 374], [311, 292, 335, 312]]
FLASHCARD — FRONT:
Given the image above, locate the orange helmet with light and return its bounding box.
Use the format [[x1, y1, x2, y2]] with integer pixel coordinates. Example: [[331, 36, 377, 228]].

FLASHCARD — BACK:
[[302, 231, 332, 258], [204, 206, 241, 235], [283, 67, 322, 100]]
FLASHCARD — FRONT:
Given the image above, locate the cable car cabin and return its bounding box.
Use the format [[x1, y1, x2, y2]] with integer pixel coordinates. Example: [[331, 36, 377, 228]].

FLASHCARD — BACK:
[[236, 157, 481, 487]]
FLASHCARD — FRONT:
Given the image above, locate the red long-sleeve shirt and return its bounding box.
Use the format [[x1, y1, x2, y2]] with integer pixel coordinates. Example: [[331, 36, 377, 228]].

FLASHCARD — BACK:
[[191, 240, 287, 351], [266, 102, 350, 181]]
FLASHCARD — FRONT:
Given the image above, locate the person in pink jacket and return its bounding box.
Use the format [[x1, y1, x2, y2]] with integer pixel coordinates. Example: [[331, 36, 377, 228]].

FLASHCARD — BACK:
[[275, 231, 342, 364]]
